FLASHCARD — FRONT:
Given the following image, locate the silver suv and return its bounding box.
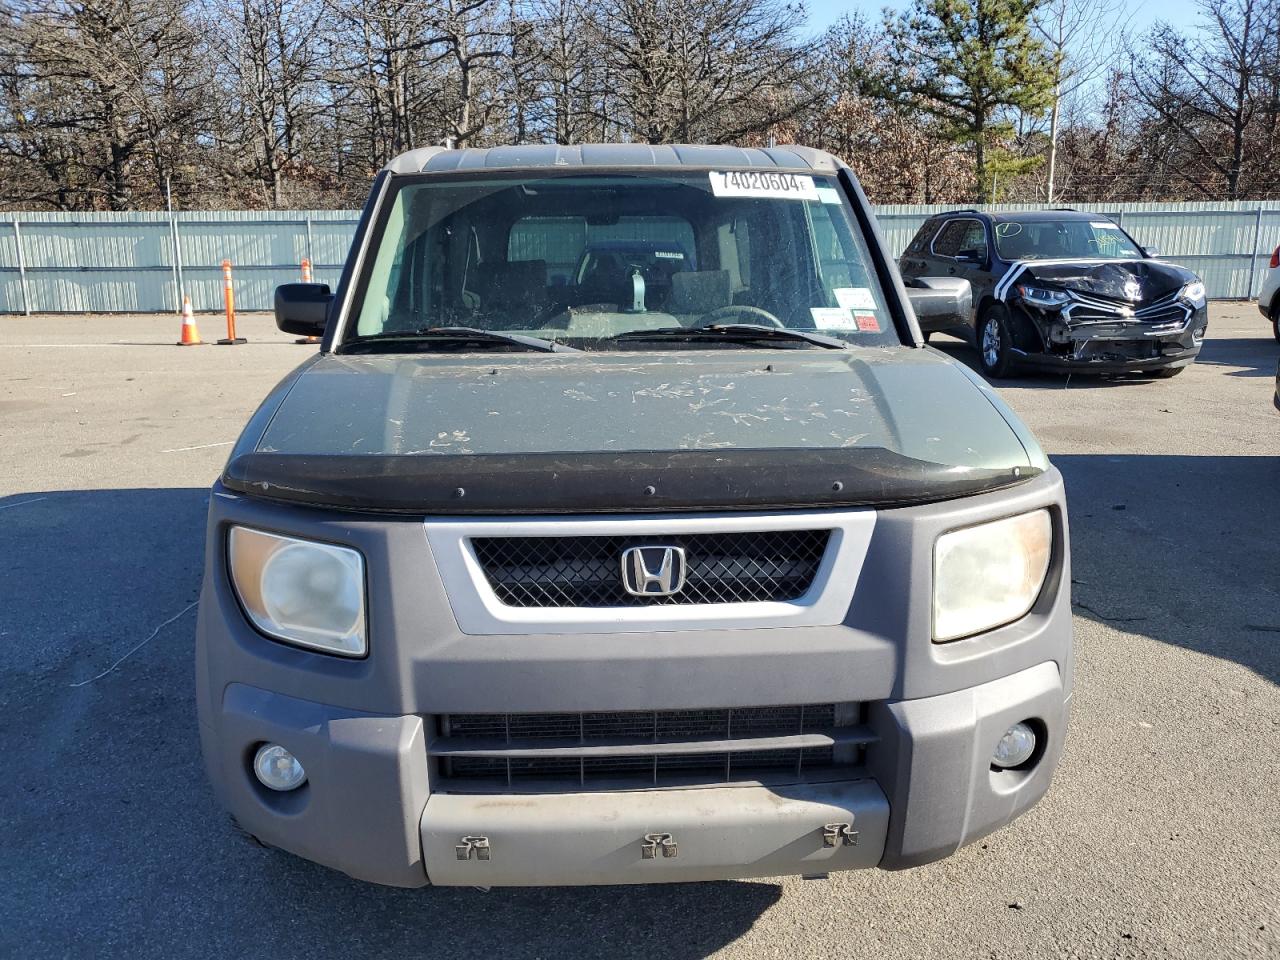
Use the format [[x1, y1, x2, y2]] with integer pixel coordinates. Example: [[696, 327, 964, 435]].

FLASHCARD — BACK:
[[196, 144, 1072, 887]]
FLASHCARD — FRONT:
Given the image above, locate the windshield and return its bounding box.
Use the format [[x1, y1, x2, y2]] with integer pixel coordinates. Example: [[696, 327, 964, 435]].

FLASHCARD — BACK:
[[345, 172, 898, 350], [993, 219, 1144, 261]]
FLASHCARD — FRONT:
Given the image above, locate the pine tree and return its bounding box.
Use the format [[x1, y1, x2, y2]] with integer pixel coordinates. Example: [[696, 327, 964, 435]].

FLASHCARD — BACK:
[[878, 0, 1055, 201]]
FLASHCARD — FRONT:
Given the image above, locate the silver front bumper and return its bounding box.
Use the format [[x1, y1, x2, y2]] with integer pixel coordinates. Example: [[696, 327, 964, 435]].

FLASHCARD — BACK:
[[202, 661, 1065, 887], [422, 780, 888, 886]]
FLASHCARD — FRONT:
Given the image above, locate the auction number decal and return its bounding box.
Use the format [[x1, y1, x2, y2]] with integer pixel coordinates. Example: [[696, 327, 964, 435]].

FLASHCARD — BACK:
[[709, 171, 819, 200]]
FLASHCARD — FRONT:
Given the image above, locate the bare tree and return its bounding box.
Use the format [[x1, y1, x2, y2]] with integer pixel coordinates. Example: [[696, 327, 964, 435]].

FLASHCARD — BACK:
[[526, 0, 600, 143], [595, 0, 807, 144], [203, 0, 321, 206], [1129, 0, 1276, 199], [1, 0, 1276, 209], [1032, 0, 1129, 202], [423, 0, 507, 147], [0, 0, 210, 209], [322, 0, 431, 166]]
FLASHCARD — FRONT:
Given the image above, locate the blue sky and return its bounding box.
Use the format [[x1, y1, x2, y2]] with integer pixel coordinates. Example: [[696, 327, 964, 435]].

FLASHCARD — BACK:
[[801, 0, 1204, 36]]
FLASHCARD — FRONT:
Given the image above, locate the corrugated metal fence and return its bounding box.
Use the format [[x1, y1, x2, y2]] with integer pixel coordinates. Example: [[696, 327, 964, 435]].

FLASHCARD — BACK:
[[0, 210, 357, 314], [1, 201, 1277, 313]]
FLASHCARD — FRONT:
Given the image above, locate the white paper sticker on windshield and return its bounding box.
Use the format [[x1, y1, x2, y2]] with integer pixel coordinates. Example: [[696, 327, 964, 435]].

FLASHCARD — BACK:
[[709, 171, 819, 201], [816, 187, 842, 205], [654, 250, 684, 259], [1089, 221, 1116, 229], [834, 287, 876, 311], [810, 307, 857, 329]]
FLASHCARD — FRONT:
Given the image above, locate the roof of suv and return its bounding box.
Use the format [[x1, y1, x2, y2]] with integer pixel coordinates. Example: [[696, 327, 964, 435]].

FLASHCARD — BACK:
[[383, 143, 843, 175], [938, 209, 1116, 225]]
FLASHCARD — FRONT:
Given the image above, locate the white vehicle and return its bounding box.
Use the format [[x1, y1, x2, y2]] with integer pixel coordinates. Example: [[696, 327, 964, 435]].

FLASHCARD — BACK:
[[1259, 243, 1280, 342]]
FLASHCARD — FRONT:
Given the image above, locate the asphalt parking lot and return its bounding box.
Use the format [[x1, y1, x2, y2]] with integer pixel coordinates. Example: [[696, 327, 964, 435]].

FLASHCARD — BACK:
[[2, 304, 1277, 959]]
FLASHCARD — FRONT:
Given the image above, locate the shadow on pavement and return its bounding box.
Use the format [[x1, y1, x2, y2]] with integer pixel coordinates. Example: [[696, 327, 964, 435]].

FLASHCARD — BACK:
[[1054, 454, 1280, 685], [1191, 335, 1279, 378], [0, 489, 779, 960]]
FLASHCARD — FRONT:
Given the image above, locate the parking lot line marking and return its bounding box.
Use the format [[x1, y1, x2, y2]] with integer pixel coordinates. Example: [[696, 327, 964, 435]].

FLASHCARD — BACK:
[[161, 441, 234, 453], [69, 601, 199, 688], [0, 496, 48, 511]]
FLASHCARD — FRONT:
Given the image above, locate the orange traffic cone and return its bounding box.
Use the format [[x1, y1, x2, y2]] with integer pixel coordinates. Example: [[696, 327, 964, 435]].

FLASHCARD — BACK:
[[296, 258, 321, 345], [176, 295, 203, 346]]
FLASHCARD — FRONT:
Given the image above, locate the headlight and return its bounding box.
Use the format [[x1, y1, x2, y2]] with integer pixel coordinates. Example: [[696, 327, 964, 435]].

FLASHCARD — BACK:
[[1013, 284, 1070, 308], [1179, 281, 1206, 306], [933, 509, 1053, 642], [228, 526, 367, 656]]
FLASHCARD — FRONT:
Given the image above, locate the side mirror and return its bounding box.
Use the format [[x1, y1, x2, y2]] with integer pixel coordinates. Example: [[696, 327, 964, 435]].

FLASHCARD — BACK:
[[955, 249, 985, 265], [275, 283, 332, 337], [1142, 245, 1160, 258], [903, 277, 972, 333]]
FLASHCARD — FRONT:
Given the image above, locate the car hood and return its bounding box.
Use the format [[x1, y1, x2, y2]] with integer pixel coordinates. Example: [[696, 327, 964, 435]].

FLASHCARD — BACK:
[[1016, 258, 1196, 303], [224, 348, 1046, 513]]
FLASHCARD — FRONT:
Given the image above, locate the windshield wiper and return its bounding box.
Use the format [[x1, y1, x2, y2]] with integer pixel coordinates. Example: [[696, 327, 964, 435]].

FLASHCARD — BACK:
[[344, 326, 577, 354], [612, 323, 848, 350]]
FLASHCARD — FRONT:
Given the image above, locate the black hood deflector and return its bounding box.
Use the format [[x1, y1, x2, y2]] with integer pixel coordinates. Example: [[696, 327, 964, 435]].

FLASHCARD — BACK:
[[223, 448, 1039, 515]]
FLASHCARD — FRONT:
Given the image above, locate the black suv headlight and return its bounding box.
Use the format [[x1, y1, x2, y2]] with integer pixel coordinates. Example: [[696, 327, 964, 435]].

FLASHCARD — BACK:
[[1013, 283, 1070, 309], [1178, 281, 1206, 307]]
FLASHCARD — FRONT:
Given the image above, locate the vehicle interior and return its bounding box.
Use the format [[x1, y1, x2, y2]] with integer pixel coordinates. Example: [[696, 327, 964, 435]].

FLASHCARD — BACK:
[[348, 173, 897, 348]]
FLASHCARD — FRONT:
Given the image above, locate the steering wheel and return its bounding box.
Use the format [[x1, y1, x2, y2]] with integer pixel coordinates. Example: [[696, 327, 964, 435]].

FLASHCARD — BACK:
[[695, 304, 785, 329]]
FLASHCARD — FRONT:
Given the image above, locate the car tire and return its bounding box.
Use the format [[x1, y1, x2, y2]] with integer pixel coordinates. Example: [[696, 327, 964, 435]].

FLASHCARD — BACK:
[[1271, 304, 1279, 343], [1152, 366, 1185, 378], [977, 306, 1016, 378]]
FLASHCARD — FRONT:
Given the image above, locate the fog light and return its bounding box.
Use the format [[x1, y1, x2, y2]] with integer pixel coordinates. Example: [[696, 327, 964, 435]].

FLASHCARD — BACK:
[[992, 722, 1037, 769], [253, 743, 306, 791]]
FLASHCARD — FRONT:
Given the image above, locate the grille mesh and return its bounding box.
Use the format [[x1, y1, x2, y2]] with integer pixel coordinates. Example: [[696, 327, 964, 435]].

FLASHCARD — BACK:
[[437, 704, 855, 789], [444, 748, 837, 782], [446, 704, 837, 740], [1067, 291, 1191, 329], [471, 530, 830, 607]]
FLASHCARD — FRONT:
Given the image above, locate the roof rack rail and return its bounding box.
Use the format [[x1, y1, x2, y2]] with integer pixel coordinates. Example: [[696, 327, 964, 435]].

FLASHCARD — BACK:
[[1049, 206, 1077, 211]]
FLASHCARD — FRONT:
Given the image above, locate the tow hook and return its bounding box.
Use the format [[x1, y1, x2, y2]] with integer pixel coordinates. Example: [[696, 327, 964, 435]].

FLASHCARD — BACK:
[[455, 835, 492, 861], [641, 832, 679, 859], [822, 822, 858, 847]]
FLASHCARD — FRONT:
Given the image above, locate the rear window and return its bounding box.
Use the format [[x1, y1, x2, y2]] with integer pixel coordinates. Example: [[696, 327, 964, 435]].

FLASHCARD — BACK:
[[932, 219, 987, 259], [903, 218, 940, 257], [509, 216, 696, 285], [347, 171, 900, 349]]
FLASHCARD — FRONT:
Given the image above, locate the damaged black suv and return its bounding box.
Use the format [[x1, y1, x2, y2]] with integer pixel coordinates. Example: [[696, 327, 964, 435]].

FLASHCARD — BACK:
[[899, 209, 1208, 378]]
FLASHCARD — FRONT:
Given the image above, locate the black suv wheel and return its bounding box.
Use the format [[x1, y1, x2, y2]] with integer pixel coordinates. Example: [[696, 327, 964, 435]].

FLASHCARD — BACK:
[[978, 305, 1016, 378]]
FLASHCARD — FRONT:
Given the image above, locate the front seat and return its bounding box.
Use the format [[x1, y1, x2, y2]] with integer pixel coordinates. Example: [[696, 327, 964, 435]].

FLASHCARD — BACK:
[[477, 260, 548, 329]]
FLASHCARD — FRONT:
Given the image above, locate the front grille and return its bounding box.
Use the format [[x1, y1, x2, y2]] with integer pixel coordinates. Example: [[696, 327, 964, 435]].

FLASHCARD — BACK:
[[1066, 290, 1191, 329], [447, 704, 839, 740], [1135, 302, 1192, 327], [471, 529, 831, 607], [433, 703, 869, 791]]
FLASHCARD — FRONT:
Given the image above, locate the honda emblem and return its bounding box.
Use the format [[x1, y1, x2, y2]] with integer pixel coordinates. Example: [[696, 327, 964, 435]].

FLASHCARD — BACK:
[[620, 546, 687, 597]]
